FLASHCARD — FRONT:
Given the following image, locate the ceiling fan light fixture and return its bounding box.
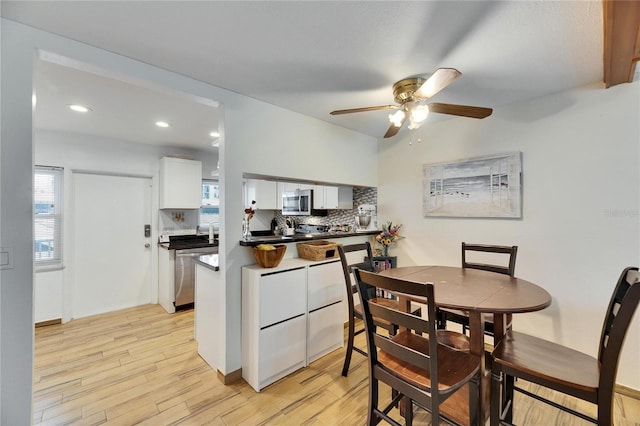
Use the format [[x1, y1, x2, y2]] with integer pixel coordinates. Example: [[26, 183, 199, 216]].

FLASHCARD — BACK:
[[407, 102, 429, 130], [388, 109, 405, 127]]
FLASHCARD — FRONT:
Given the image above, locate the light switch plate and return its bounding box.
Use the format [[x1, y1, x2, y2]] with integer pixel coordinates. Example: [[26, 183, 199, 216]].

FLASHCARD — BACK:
[[0, 247, 14, 270]]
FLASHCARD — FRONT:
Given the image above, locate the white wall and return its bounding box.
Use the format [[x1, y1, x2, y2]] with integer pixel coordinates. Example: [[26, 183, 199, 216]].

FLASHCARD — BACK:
[[1, 18, 378, 423], [378, 82, 640, 389], [34, 129, 213, 323]]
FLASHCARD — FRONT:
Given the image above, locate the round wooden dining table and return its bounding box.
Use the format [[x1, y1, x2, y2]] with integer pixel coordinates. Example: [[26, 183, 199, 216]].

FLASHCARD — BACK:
[[377, 265, 552, 425]]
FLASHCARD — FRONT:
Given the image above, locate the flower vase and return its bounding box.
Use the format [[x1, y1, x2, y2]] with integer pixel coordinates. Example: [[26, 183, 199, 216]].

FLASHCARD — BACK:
[[382, 245, 390, 257], [242, 218, 251, 239]]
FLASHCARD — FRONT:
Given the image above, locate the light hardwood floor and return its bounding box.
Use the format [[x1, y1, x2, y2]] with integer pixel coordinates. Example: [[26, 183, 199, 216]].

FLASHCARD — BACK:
[[33, 304, 640, 425]]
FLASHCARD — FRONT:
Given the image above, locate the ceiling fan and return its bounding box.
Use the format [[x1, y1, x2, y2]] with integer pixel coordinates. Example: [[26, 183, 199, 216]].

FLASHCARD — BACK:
[[330, 68, 492, 138]]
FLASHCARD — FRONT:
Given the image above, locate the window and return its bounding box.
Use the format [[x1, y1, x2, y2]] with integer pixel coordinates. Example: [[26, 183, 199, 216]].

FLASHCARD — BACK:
[[34, 166, 63, 269], [199, 180, 219, 230], [202, 180, 219, 206]]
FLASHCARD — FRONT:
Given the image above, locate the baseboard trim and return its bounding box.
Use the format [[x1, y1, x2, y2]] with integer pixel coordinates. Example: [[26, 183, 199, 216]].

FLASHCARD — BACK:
[[217, 368, 242, 385], [35, 318, 62, 328], [616, 384, 640, 400]]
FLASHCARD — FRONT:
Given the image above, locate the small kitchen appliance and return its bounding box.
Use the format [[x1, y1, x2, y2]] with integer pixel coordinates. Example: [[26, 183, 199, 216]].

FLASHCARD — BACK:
[[355, 204, 377, 232], [282, 189, 312, 216]]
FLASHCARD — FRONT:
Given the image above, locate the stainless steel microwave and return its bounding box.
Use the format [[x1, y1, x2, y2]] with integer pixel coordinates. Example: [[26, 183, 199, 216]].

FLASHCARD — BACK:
[[282, 189, 312, 216]]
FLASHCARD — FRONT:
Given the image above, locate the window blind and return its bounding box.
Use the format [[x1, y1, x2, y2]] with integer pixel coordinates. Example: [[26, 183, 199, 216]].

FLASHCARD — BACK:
[[34, 166, 63, 269]]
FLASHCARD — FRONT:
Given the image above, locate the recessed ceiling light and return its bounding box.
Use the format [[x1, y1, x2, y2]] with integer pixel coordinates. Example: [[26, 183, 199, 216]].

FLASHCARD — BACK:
[[68, 104, 92, 113], [211, 141, 220, 147], [155, 121, 171, 128], [209, 131, 220, 138]]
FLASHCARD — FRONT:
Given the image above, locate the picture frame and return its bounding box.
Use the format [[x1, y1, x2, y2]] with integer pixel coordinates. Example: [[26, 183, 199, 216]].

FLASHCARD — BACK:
[[422, 152, 522, 218]]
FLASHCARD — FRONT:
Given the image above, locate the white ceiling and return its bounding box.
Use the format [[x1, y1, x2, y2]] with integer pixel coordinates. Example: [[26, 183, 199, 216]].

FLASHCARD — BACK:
[[2, 1, 604, 144], [34, 59, 221, 150]]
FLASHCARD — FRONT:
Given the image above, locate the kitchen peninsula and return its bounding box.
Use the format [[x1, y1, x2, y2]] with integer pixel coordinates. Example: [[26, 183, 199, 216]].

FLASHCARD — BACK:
[[238, 229, 379, 246]]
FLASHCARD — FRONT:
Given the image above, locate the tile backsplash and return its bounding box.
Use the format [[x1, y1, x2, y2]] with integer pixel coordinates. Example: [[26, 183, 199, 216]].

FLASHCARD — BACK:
[[274, 187, 377, 229]]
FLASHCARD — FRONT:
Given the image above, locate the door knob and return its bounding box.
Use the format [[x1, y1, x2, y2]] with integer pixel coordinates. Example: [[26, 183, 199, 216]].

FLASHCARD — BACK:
[[145, 243, 151, 248]]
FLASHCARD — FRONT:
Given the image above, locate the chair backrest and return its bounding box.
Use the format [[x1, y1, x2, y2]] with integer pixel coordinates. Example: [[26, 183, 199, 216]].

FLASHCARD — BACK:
[[353, 267, 441, 404], [598, 267, 640, 395], [461, 242, 518, 277], [338, 242, 375, 311]]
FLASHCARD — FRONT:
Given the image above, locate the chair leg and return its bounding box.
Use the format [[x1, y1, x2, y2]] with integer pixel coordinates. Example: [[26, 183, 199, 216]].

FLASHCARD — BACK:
[[341, 317, 356, 377], [504, 374, 514, 424], [368, 374, 379, 426], [469, 374, 480, 426], [404, 397, 413, 426], [598, 402, 613, 426], [490, 365, 502, 426]]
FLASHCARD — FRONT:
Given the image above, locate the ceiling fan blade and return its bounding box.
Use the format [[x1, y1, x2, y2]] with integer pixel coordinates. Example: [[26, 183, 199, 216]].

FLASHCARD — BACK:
[[429, 102, 493, 119], [330, 105, 396, 115], [414, 68, 462, 99], [384, 116, 406, 138]]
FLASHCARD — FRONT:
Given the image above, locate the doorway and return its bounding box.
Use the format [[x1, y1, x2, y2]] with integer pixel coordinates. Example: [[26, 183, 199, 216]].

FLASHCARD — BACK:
[[72, 172, 152, 319]]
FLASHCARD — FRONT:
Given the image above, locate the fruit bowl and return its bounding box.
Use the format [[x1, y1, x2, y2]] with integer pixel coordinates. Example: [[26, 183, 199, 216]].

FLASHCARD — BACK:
[[252, 244, 287, 268]]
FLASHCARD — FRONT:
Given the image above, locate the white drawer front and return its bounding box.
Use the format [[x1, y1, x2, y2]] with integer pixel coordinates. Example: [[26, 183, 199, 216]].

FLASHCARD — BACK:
[[307, 301, 344, 363], [259, 267, 306, 328], [307, 261, 343, 311], [259, 315, 307, 388]]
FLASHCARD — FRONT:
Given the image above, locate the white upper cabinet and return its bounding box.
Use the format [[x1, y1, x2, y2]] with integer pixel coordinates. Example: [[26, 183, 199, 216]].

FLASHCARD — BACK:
[[159, 157, 202, 209], [314, 185, 353, 209], [313, 185, 339, 209], [246, 179, 278, 210], [338, 186, 354, 209]]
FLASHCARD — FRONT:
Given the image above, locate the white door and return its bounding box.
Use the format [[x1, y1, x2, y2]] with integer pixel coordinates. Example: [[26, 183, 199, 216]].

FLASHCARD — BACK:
[[72, 172, 152, 318]]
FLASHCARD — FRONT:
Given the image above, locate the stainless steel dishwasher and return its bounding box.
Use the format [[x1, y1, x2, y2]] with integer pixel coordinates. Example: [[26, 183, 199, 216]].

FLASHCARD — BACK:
[[174, 246, 218, 309]]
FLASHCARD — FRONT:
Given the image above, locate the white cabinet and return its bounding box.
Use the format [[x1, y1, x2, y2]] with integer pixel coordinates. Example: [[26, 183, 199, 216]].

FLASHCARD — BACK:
[[195, 263, 220, 371], [312, 185, 353, 209], [307, 260, 344, 363], [308, 301, 344, 364], [257, 267, 307, 327], [246, 179, 278, 210], [159, 157, 202, 209], [258, 315, 306, 386], [313, 185, 339, 209], [338, 186, 354, 209], [242, 261, 308, 391], [278, 182, 313, 193], [307, 259, 343, 311], [242, 258, 345, 390]]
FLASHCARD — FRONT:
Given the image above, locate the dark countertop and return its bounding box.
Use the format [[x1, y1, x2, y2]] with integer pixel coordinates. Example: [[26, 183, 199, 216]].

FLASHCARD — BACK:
[[159, 241, 219, 250], [158, 234, 219, 250], [239, 230, 379, 247]]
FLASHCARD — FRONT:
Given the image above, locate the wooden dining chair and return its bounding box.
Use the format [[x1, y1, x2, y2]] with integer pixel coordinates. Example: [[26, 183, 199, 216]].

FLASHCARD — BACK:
[[490, 266, 640, 426], [354, 267, 481, 426], [437, 242, 518, 338], [339, 242, 423, 377]]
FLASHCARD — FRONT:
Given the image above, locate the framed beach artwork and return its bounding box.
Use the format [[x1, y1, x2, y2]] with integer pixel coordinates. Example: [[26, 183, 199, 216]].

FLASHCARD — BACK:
[[422, 152, 522, 218]]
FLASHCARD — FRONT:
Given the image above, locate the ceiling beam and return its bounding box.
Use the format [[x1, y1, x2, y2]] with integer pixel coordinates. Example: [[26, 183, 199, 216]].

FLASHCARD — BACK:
[[603, 0, 640, 88]]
